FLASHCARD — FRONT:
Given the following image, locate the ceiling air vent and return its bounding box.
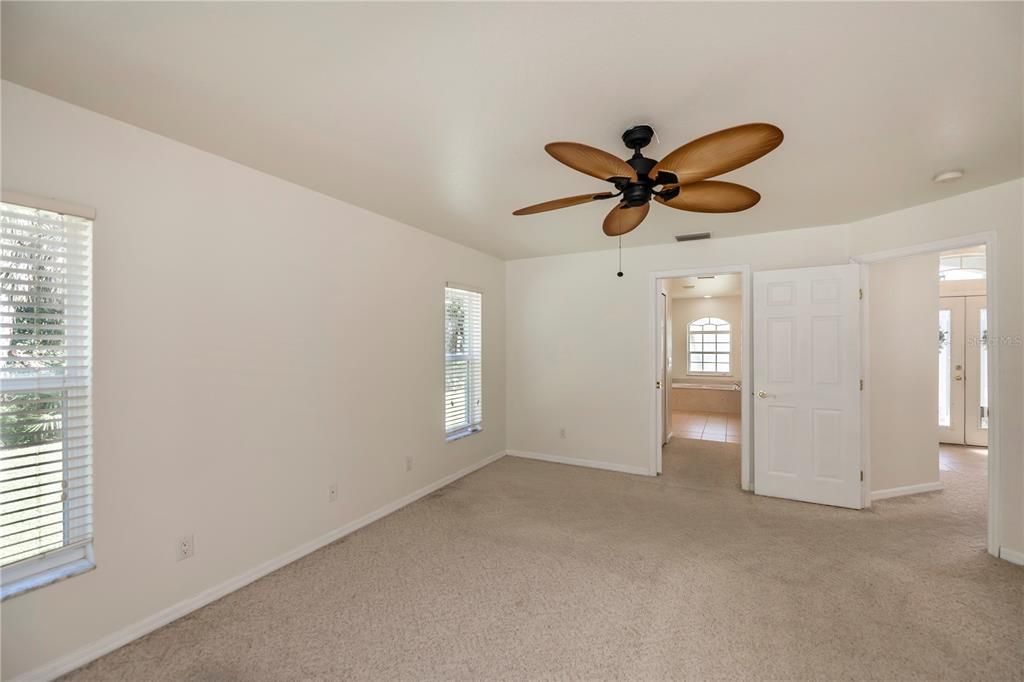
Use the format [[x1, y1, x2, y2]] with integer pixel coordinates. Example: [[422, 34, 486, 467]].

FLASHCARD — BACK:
[[674, 232, 711, 243]]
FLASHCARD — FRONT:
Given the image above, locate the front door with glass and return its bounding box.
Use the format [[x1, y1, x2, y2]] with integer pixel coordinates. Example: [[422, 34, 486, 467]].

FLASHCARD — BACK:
[[939, 296, 988, 446], [964, 296, 988, 446]]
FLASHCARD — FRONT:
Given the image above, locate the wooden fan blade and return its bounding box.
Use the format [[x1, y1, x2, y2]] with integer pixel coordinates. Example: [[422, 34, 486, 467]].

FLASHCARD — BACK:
[[656, 181, 761, 213], [545, 142, 636, 182], [513, 192, 614, 216], [603, 202, 650, 236], [652, 123, 783, 185]]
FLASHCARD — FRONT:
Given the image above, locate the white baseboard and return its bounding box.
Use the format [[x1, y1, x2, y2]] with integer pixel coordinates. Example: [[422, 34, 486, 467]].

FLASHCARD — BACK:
[[999, 547, 1024, 566], [11, 451, 506, 682], [870, 481, 944, 501], [506, 450, 652, 476]]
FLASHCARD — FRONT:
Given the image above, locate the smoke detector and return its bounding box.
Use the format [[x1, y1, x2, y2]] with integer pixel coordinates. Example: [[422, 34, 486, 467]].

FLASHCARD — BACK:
[[933, 169, 964, 183]]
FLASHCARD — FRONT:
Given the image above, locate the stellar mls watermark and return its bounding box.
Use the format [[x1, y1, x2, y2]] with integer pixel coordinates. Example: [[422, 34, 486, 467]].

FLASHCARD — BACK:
[[968, 334, 1022, 348]]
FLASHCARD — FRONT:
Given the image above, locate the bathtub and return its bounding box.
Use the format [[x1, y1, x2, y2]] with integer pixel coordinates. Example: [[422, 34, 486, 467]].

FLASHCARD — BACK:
[[670, 381, 741, 414], [671, 381, 741, 391]]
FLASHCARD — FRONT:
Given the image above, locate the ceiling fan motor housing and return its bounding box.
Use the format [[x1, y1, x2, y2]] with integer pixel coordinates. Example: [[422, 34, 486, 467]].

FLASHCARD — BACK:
[[622, 149, 671, 206], [622, 183, 652, 207]]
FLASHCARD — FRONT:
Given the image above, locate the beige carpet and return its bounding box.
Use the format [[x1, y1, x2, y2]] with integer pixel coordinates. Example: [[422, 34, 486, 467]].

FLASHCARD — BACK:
[[63, 440, 1023, 680]]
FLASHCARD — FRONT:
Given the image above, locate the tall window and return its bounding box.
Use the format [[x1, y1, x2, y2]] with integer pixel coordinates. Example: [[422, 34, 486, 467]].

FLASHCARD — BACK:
[[687, 316, 731, 375], [1, 200, 93, 597], [444, 285, 482, 439]]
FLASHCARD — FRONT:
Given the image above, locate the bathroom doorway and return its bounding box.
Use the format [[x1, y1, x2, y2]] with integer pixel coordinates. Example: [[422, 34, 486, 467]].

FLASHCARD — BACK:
[[652, 267, 750, 490]]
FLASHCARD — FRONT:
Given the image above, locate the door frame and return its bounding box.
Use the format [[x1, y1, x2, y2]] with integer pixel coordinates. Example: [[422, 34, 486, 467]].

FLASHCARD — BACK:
[[649, 265, 753, 490], [853, 231, 999, 557]]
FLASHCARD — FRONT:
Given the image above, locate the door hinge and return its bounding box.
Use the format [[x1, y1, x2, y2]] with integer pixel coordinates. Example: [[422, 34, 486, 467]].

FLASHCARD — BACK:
[[860, 470, 864, 482], [859, 379, 864, 391], [859, 288, 863, 300]]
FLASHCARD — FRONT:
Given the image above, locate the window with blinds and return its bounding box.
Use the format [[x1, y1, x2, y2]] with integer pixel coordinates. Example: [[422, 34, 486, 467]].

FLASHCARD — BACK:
[[444, 285, 482, 439], [1, 200, 93, 596]]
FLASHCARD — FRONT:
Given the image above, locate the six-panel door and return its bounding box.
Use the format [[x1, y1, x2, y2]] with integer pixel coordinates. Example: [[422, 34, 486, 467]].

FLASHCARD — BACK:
[[753, 264, 863, 509]]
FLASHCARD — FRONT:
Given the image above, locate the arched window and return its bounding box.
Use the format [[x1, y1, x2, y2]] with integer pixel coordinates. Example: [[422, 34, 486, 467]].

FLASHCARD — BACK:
[[687, 317, 731, 374]]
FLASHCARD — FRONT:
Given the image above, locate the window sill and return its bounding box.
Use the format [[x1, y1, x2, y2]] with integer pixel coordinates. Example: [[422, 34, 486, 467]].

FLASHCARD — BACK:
[[1, 557, 95, 601], [686, 372, 734, 378], [446, 426, 482, 442]]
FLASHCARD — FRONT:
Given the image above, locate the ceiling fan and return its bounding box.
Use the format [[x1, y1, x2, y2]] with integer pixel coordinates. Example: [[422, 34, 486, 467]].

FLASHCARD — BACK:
[[512, 123, 784, 237]]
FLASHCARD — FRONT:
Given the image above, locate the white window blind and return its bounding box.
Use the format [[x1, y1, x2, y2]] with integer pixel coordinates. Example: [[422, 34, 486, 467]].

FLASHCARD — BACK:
[[444, 285, 482, 438], [687, 316, 731, 375], [1, 200, 93, 593]]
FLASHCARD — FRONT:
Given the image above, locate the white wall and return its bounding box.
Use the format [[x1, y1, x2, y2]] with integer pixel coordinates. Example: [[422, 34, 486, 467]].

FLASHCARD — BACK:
[[506, 179, 1023, 558], [869, 254, 940, 492], [0, 83, 507, 680], [670, 295, 742, 385], [846, 180, 1023, 555], [505, 224, 850, 469]]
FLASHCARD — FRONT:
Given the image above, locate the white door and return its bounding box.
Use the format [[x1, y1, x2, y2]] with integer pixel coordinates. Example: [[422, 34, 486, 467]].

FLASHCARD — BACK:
[[964, 296, 988, 447], [661, 292, 670, 448], [655, 291, 667, 474], [938, 297, 966, 444], [753, 264, 863, 509]]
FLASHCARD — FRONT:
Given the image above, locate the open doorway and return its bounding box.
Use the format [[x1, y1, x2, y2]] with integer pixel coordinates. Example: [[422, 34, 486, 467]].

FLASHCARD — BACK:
[[860, 237, 996, 553], [937, 246, 989, 517], [652, 268, 749, 490]]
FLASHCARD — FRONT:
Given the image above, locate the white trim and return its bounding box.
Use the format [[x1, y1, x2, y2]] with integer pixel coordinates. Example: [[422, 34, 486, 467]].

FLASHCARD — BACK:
[[998, 547, 1024, 567], [852, 231, 1000, 558], [870, 481, 944, 501], [9, 451, 506, 682], [445, 425, 482, 442], [853, 233, 995, 265], [1, 543, 95, 601], [444, 280, 483, 294], [858, 263, 872, 508], [506, 450, 652, 477], [2, 191, 96, 220], [650, 265, 752, 490]]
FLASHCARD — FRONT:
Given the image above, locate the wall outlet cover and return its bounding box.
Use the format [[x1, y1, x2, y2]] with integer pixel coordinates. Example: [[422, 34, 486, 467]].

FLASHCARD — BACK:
[[177, 534, 194, 561]]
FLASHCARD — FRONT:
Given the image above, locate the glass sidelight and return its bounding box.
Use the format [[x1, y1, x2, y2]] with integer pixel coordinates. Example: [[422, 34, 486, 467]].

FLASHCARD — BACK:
[[938, 309, 952, 428], [979, 308, 988, 429], [938, 298, 965, 443]]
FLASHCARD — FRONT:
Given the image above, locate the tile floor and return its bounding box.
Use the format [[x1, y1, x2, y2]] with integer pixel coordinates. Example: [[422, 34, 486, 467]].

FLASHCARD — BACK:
[[671, 410, 740, 443]]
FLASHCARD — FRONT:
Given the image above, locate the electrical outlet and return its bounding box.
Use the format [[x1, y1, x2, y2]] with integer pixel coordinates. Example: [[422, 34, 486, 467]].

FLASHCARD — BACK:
[[405, 456, 414, 472], [177, 534, 194, 561], [328, 483, 338, 503], [560, 427, 566, 439]]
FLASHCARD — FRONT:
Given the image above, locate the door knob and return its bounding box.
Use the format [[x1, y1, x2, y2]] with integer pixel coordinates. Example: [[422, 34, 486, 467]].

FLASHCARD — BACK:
[[954, 375, 963, 381], [757, 390, 768, 399]]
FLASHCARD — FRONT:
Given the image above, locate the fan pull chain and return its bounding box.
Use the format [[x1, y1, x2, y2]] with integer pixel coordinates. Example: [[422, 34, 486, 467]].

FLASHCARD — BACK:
[[617, 237, 623, 277]]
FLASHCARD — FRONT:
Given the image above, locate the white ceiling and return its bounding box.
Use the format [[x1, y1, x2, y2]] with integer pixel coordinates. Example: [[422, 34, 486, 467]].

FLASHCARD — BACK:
[[667, 274, 742, 299], [2, 2, 1021, 260]]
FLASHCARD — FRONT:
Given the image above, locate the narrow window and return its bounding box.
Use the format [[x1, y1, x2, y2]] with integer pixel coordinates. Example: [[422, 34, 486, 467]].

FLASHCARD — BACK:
[[1, 200, 93, 598], [444, 285, 482, 440], [687, 316, 731, 375]]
